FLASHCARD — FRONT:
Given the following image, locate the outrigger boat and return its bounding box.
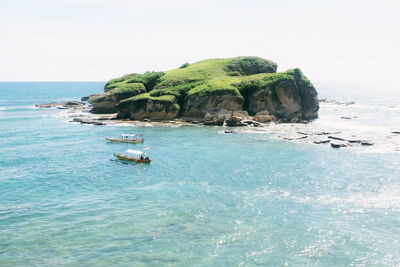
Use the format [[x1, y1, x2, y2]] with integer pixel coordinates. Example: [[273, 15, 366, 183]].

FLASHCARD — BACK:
[[106, 134, 144, 144], [114, 149, 151, 163]]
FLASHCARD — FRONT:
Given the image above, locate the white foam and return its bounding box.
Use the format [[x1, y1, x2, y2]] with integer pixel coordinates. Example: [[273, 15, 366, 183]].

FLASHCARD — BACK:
[[297, 183, 400, 210]]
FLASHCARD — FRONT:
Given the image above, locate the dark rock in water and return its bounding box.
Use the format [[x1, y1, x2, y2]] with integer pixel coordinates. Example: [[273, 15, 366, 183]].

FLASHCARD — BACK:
[[81, 96, 90, 101], [284, 136, 307, 141], [361, 141, 374, 146], [328, 136, 347, 141], [319, 99, 355, 106], [92, 121, 106, 126], [315, 131, 342, 135], [391, 131, 400, 134], [347, 139, 362, 143], [225, 116, 246, 127], [314, 140, 330, 144], [341, 116, 352, 120], [331, 142, 349, 148], [66, 101, 83, 106], [224, 130, 236, 134], [36, 101, 85, 108], [71, 118, 105, 126], [203, 121, 219, 126]]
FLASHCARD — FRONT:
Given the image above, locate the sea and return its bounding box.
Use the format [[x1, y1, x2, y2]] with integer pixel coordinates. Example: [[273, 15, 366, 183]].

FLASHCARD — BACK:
[[0, 82, 399, 266]]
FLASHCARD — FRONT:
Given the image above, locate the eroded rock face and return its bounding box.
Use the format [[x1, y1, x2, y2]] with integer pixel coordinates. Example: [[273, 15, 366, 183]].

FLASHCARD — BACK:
[[292, 71, 319, 120], [117, 98, 179, 120], [247, 72, 319, 121], [248, 79, 302, 120], [88, 90, 145, 114], [183, 93, 244, 119]]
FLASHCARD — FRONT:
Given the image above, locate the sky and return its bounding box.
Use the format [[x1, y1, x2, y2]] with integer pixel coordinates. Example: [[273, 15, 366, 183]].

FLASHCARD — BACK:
[[0, 0, 399, 85]]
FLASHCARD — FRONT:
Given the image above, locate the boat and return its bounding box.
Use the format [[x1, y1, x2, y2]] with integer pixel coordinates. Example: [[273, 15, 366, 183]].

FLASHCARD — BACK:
[[113, 149, 151, 163], [106, 134, 144, 144]]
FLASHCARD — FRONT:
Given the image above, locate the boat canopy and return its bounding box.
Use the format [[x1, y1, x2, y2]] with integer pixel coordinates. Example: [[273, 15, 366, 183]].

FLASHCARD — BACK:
[[126, 149, 144, 155], [122, 134, 142, 137]]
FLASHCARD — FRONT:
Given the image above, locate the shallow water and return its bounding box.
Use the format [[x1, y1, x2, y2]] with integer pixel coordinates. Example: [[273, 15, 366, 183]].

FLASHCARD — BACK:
[[0, 82, 399, 266]]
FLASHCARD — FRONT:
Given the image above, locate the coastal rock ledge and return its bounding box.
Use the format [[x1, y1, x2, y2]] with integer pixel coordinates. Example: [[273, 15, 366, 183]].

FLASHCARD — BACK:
[[88, 56, 319, 124]]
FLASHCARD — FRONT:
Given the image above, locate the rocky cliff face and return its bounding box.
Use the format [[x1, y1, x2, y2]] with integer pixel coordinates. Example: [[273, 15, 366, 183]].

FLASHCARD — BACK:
[[117, 95, 179, 120], [247, 79, 303, 120], [183, 93, 244, 119], [245, 70, 319, 121], [88, 84, 146, 113], [292, 69, 319, 120]]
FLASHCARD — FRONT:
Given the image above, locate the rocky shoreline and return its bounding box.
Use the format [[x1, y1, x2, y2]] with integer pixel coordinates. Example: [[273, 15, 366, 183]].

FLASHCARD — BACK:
[[35, 100, 400, 152]]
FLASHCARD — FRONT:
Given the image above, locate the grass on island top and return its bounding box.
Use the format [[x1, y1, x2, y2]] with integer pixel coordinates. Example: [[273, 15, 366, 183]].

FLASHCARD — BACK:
[[128, 92, 176, 102], [108, 82, 145, 95], [104, 57, 312, 104]]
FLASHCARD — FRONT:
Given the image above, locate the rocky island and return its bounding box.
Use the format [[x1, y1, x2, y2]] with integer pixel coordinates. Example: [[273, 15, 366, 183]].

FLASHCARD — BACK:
[[86, 57, 319, 126]]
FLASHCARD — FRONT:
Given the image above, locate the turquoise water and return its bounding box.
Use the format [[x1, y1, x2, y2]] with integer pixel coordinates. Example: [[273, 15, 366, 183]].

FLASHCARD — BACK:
[[1, 82, 399, 266]]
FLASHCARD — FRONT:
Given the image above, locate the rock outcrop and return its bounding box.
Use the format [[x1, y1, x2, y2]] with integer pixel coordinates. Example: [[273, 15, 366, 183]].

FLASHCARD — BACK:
[[88, 56, 319, 125], [246, 69, 319, 121], [253, 110, 275, 123], [89, 83, 145, 113], [183, 92, 244, 119], [117, 95, 179, 120]]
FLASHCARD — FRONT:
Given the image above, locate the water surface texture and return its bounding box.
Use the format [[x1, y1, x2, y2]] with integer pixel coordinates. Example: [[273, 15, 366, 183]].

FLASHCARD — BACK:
[[0, 82, 399, 266]]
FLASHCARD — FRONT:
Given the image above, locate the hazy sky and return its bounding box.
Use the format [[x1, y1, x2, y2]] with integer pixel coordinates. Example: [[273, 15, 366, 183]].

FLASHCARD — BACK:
[[1, 0, 399, 84]]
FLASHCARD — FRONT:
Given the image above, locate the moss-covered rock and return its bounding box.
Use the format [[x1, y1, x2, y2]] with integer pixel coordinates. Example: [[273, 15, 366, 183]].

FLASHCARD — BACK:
[[104, 72, 164, 92], [89, 83, 145, 113]]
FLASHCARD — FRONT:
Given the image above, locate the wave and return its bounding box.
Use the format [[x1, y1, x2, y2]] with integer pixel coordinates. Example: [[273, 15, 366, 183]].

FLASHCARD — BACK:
[[298, 184, 400, 210], [0, 105, 36, 111]]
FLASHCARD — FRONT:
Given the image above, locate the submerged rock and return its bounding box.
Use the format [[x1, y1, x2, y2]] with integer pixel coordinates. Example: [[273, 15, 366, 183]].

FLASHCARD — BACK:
[[328, 136, 347, 141], [331, 142, 349, 148], [361, 141, 374, 146], [71, 118, 105, 126], [314, 140, 331, 144], [36, 101, 85, 109]]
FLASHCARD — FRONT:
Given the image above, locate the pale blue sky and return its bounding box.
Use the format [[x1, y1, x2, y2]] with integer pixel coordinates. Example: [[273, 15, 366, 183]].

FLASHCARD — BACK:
[[1, 0, 399, 84]]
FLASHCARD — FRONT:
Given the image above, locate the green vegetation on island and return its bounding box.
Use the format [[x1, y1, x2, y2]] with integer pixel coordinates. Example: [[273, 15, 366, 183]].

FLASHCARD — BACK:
[[90, 56, 319, 122]]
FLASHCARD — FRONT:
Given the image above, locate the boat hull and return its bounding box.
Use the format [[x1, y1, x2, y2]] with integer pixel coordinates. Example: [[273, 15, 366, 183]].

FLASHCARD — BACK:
[[106, 137, 144, 144], [113, 153, 151, 163]]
